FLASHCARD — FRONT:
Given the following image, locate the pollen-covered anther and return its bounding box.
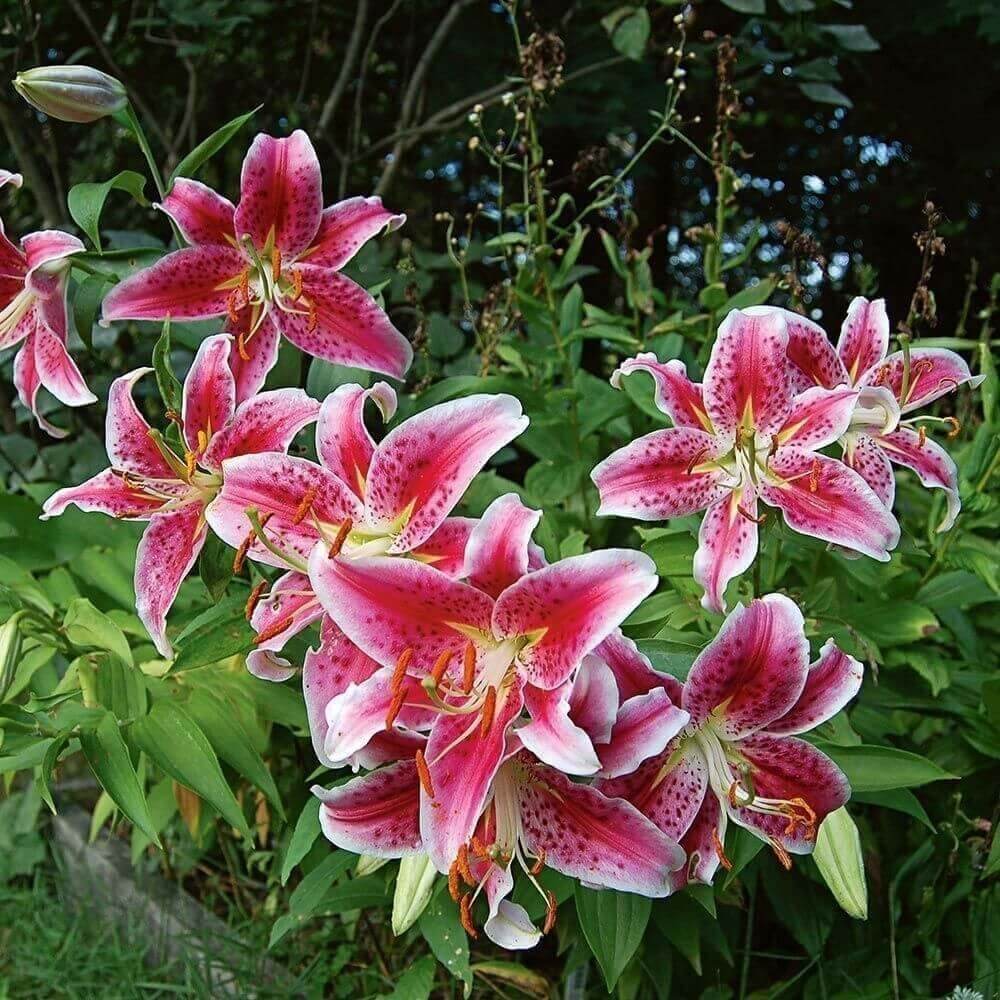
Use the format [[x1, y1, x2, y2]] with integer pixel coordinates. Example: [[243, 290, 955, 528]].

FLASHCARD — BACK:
[[685, 446, 710, 475], [529, 848, 546, 876], [253, 614, 295, 646], [447, 861, 462, 902], [165, 408, 182, 429], [871, 365, 889, 387], [711, 827, 733, 871], [415, 748, 435, 798], [770, 840, 793, 870], [470, 835, 490, 859], [456, 844, 475, 886], [480, 686, 497, 737], [384, 687, 406, 730], [244, 580, 268, 621], [184, 450, 197, 478], [233, 511, 274, 573], [459, 892, 478, 939], [289, 269, 304, 300], [270, 247, 282, 282], [780, 796, 817, 839], [808, 458, 820, 493], [306, 301, 318, 333], [737, 504, 766, 525], [327, 518, 353, 558], [428, 649, 452, 688], [917, 426, 927, 447], [462, 642, 476, 694], [543, 891, 558, 935], [391, 647, 413, 693], [945, 416, 961, 439], [226, 289, 242, 326], [236, 329, 251, 362], [290, 486, 318, 526]]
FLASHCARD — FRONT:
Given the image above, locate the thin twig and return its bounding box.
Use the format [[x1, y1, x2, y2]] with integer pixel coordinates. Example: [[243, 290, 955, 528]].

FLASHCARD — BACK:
[[317, 0, 369, 138]]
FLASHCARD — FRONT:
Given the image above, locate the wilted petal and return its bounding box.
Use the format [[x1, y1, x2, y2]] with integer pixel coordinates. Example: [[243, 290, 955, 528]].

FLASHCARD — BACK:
[[728, 733, 850, 855], [421, 680, 523, 872], [861, 347, 985, 413], [878, 426, 961, 531], [760, 447, 900, 560], [464, 493, 541, 597], [693, 486, 759, 615], [206, 454, 362, 567], [518, 759, 684, 896], [105, 368, 175, 478], [492, 550, 658, 690], [32, 324, 96, 407], [703, 308, 791, 435], [101, 245, 244, 322], [844, 432, 895, 509], [135, 500, 206, 657], [768, 639, 863, 737], [246, 571, 323, 681], [313, 759, 423, 857], [308, 552, 494, 670], [303, 196, 406, 271], [780, 307, 847, 393], [158, 178, 236, 246], [591, 427, 726, 520], [316, 381, 397, 497], [202, 388, 318, 468], [611, 352, 711, 430], [365, 394, 528, 554], [595, 630, 681, 703], [278, 265, 412, 379], [411, 516, 477, 577], [683, 594, 809, 740], [181, 334, 236, 455], [41, 467, 165, 520], [775, 386, 859, 451], [234, 130, 322, 259], [598, 689, 689, 779], [837, 297, 889, 383], [519, 681, 602, 775]]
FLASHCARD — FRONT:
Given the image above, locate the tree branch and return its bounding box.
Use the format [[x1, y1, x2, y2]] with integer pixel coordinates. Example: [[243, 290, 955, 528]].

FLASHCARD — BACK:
[[317, 0, 369, 138], [0, 98, 64, 226]]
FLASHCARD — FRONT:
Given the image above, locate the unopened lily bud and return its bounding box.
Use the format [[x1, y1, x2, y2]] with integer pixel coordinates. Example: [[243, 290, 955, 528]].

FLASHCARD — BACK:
[[0, 611, 26, 702], [391, 853, 438, 935], [355, 854, 390, 877], [13, 65, 127, 123], [813, 806, 868, 919]]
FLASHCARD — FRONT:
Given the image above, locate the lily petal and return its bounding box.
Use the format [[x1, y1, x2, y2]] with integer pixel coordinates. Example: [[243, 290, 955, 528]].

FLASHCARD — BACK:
[[591, 427, 726, 520], [303, 196, 406, 271], [492, 550, 658, 690], [775, 386, 859, 451], [481, 867, 542, 950], [182, 334, 237, 455], [518, 758, 684, 895], [135, 500, 206, 657], [519, 681, 602, 775], [598, 689, 690, 779], [366, 393, 528, 554], [226, 308, 282, 403], [313, 759, 423, 857], [693, 486, 760, 615], [611, 353, 711, 430], [704, 308, 791, 435], [595, 630, 681, 703], [308, 552, 494, 670], [13, 334, 68, 437], [761, 447, 900, 560], [22, 230, 84, 293], [671, 787, 726, 889], [246, 571, 323, 681], [861, 347, 985, 413], [41, 467, 165, 520], [837, 297, 889, 384], [464, 493, 541, 597], [768, 639, 863, 736], [777, 307, 847, 393], [234, 130, 322, 259], [683, 594, 809, 739], [106, 368, 175, 479], [844, 432, 896, 509], [158, 178, 236, 246], [278, 265, 412, 379], [101, 245, 244, 322], [567, 654, 619, 745], [878, 426, 961, 531], [316, 381, 397, 498], [206, 454, 363, 567], [32, 324, 96, 407], [411, 516, 478, 577]]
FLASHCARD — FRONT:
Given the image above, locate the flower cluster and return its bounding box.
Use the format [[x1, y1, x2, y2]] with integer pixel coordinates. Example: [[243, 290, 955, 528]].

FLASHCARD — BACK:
[[24, 119, 981, 954]]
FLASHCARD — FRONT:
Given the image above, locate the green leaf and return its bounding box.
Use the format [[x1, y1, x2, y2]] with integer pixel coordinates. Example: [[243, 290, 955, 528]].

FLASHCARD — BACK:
[[152, 319, 182, 413], [172, 594, 255, 671], [420, 885, 473, 995], [68, 171, 148, 250], [130, 699, 251, 838], [281, 798, 322, 884], [183, 689, 282, 816], [63, 598, 133, 665], [916, 570, 997, 610], [79, 711, 160, 846], [852, 788, 934, 831], [93, 653, 147, 720], [721, 276, 777, 312], [72, 273, 109, 351], [381, 955, 437, 1000], [799, 81, 854, 107], [603, 7, 651, 60], [821, 23, 880, 52], [170, 106, 261, 184], [575, 886, 651, 991], [721, 0, 766, 12], [818, 743, 957, 792], [268, 849, 356, 947], [198, 532, 234, 604]]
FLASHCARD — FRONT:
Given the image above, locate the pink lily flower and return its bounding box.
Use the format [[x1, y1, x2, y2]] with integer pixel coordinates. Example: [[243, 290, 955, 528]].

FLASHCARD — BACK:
[[203, 388, 527, 684], [101, 131, 411, 400], [593, 307, 901, 612], [778, 297, 984, 530], [41, 334, 318, 656], [598, 594, 861, 889], [314, 745, 684, 949], [0, 170, 95, 436], [307, 537, 659, 873]]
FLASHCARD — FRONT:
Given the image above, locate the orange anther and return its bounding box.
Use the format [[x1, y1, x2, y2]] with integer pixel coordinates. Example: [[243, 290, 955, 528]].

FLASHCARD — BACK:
[[291, 486, 318, 526], [290, 269, 304, 300], [236, 329, 251, 362], [307, 302, 318, 333], [771, 841, 793, 870], [391, 648, 413, 693], [737, 504, 766, 525], [456, 844, 475, 886], [245, 580, 268, 621], [480, 687, 497, 737], [270, 247, 282, 282], [447, 862, 461, 902], [711, 827, 733, 871], [808, 458, 820, 493], [917, 426, 927, 447], [462, 642, 476, 693], [686, 446, 710, 475], [543, 891, 558, 935], [429, 650, 452, 686], [945, 416, 961, 439], [530, 848, 546, 876], [415, 749, 435, 799], [470, 835, 490, 859], [459, 892, 478, 939], [253, 614, 295, 646], [327, 518, 353, 558], [184, 450, 197, 478], [384, 687, 406, 730]]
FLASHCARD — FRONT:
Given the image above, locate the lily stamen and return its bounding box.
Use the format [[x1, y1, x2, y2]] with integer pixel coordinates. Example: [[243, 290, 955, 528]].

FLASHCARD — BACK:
[[327, 518, 353, 558], [462, 642, 476, 694], [253, 614, 295, 646], [459, 893, 478, 939], [456, 844, 475, 886], [384, 687, 406, 729], [414, 748, 435, 798], [391, 647, 413, 692], [291, 486, 318, 526], [480, 686, 497, 737], [244, 580, 268, 620], [808, 458, 820, 493], [543, 891, 558, 935], [711, 828, 733, 871]]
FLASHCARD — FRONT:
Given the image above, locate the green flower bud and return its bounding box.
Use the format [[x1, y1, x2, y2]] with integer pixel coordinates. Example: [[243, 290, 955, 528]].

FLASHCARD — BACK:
[[13, 65, 127, 124], [355, 854, 390, 877], [813, 806, 868, 919], [0, 611, 26, 702], [391, 853, 438, 935]]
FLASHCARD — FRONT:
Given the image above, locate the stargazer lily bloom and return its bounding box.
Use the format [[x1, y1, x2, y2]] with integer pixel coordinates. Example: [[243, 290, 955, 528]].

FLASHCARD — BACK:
[[307, 540, 659, 874], [593, 308, 901, 612], [0, 171, 95, 436], [314, 746, 684, 949], [776, 297, 985, 530], [101, 130, 411, 400], [598, 594, 860, 889], [204, 388, 527, 683], [41, 334, 318, 656]]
